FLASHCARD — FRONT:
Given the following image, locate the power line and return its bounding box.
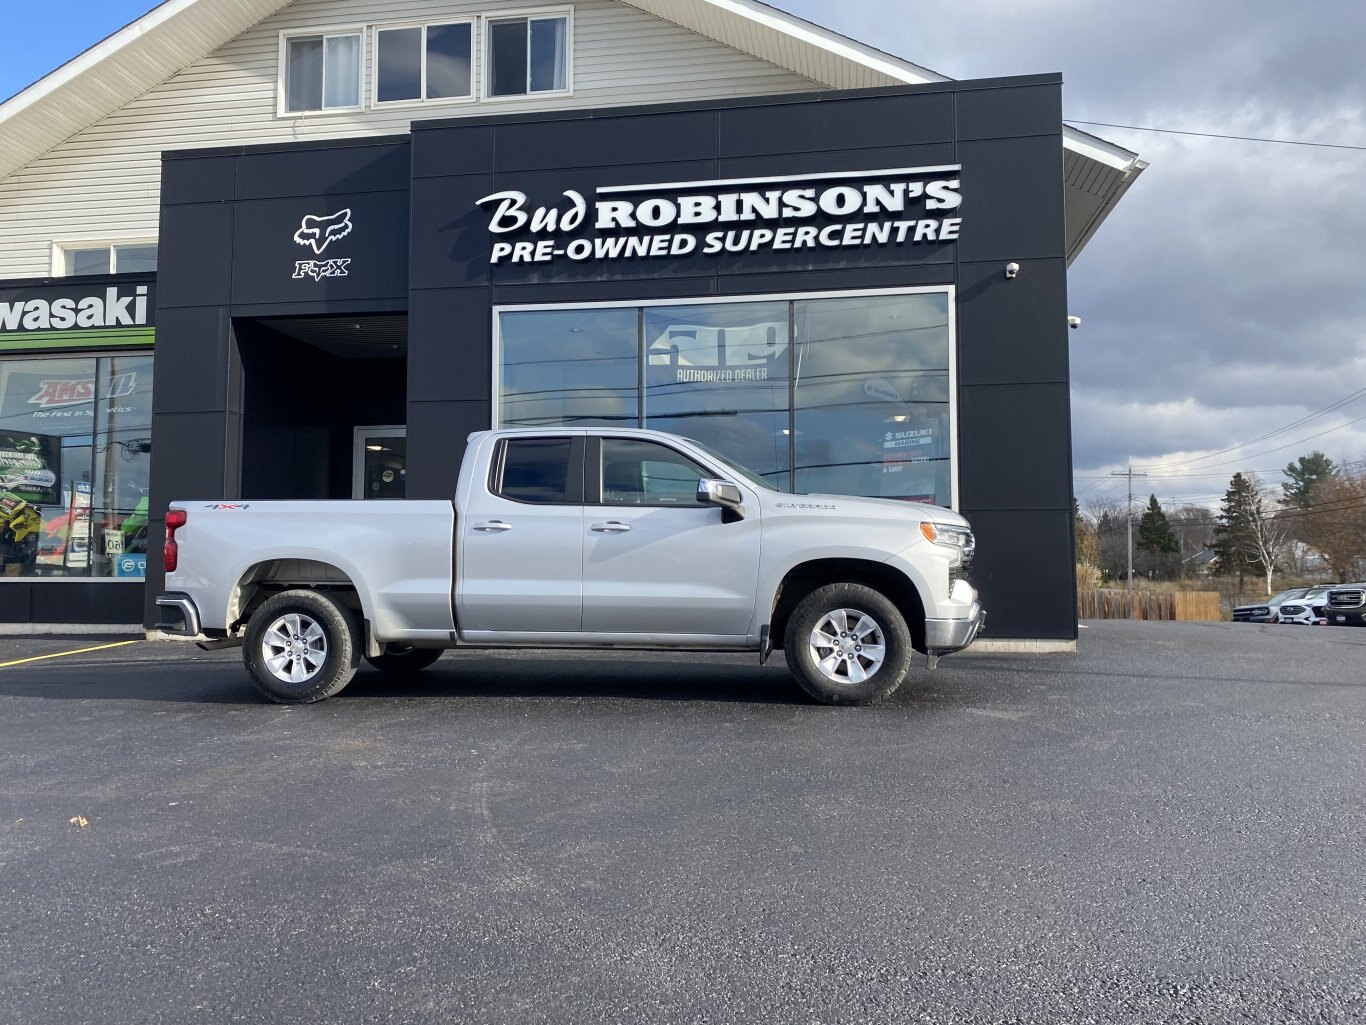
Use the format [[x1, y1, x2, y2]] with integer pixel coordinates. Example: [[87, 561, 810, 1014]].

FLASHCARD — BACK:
[[1141, 386, 1366, 472], [1065, 120, 1366, 153], [1083, 487, 1366, 531]]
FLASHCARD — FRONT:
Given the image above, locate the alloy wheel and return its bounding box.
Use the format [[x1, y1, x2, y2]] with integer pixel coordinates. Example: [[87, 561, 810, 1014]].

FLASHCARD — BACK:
[[809, 608, 886, 684]]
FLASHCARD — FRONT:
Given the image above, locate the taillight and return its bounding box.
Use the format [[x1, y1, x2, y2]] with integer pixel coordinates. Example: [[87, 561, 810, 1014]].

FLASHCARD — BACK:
[[165, 508, 187, 573]]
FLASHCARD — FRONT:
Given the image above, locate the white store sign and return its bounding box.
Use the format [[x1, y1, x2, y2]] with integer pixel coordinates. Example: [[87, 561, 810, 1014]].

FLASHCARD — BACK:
[[475, 165, 963, 266]]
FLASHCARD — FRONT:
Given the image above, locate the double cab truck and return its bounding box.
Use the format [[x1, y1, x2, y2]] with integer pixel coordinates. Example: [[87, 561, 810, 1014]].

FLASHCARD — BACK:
[[157, 428, 984, 706]]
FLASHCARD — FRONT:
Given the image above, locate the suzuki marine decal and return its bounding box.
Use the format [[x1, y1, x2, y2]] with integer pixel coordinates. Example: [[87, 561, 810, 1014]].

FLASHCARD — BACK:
[[475, 166, 964, 265], [293, 209, 353, 280]]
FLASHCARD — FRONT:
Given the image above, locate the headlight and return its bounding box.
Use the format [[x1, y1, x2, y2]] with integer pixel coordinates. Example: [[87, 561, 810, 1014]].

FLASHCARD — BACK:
[[920, 521, 975, 560]]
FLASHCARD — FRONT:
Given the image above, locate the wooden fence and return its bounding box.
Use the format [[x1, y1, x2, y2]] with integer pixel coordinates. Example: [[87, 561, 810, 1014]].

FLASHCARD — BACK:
[[1078, 589, 1223, 622]]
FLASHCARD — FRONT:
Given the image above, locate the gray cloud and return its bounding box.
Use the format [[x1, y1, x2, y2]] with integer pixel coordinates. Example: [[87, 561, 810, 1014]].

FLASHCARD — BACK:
[[774, 0, 1366, 505]]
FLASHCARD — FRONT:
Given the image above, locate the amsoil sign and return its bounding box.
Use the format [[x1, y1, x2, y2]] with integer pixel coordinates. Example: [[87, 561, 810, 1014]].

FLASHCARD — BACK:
[[475, 166, 963, 266]]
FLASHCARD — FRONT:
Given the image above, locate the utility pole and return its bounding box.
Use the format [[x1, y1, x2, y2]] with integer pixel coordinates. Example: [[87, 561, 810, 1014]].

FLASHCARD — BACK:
[[1112, 465, 1148, 618]]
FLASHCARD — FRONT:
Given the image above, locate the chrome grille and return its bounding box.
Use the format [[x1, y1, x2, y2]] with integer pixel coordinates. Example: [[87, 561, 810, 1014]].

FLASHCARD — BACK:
[[1329, 590, 1365, 609]]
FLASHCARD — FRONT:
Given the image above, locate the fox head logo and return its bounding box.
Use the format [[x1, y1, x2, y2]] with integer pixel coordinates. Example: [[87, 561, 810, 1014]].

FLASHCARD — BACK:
[[293, 209, 353, 255]]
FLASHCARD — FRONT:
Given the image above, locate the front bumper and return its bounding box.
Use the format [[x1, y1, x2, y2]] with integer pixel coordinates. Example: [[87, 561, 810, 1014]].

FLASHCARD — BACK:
[[923, 601, 985, 656], [1327, 607, 1366, 626]]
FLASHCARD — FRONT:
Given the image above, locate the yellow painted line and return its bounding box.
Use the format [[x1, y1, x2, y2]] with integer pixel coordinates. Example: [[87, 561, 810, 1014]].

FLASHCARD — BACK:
[[0, 639, 139, 669]]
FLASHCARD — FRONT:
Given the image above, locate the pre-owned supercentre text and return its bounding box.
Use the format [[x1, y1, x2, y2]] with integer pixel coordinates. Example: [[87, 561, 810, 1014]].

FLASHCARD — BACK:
[[475, 166, 963, 266]]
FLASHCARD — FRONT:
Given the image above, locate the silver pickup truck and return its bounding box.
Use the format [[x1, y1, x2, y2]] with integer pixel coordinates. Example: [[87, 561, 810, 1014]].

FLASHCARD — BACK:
[[157, 428, 983, 705]]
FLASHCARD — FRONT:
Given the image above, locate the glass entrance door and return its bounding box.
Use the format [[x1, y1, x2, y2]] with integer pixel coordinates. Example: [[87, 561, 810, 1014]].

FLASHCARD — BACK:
[[352, 426, 406, 499]]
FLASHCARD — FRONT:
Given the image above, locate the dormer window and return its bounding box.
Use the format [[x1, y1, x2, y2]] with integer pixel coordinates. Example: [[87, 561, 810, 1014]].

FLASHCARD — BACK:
[[283, 30, 362, 113], [376, 22, 474, 104], [277, 11, 571, 116], [487, 13, 571, 97]]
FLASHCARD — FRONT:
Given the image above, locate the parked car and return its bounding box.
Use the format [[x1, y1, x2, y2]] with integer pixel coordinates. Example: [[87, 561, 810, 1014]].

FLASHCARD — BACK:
[[1275, 587, 1334, 625], [1232, 588, 1308, 623], [157, 427, 985, 706], [1324, 583, 1366, 626]]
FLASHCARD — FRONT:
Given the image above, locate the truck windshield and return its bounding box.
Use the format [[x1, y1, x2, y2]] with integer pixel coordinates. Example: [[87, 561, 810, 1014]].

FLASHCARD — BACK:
[[685, 440, 780, 492]]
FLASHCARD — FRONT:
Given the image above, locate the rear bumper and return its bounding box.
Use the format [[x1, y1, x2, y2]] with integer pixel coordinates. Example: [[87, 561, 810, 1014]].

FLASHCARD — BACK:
[[924, 602, 985, 656], [154, 593, 201, 637]]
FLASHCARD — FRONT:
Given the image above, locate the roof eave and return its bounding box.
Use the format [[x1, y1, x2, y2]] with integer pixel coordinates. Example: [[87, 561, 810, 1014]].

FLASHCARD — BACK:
[[1067, 158, 1148, 265], [0, 0, 290, 185]]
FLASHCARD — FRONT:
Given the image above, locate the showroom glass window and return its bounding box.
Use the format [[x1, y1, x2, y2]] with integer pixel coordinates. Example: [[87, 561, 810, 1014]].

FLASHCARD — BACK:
[[496, 290, 955, 506], [643, 301, 791, 490], [0, 354, 153, 578], [284, 31, 362, 112], [487, 13, 570, 96], [375, 21, 472, 103], [793, 293, 952, 504], [499, 307, 639, 427]]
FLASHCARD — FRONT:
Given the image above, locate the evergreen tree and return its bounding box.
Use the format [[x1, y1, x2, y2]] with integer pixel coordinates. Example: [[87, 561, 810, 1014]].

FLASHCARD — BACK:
[[1135, 494, 1181, 580], [1211, 472, 1258, 587], [1137, 494, 1180, 554], [1282, 451, 1335, 510]]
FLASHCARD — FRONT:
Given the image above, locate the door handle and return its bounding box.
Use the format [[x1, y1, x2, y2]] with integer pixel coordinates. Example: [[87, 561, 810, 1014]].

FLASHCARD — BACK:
[[473, 520, 513, 532], [590, 521, 631, 534]]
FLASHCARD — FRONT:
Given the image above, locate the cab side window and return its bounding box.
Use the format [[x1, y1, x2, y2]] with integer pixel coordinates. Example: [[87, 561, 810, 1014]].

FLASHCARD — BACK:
[[495, 437, 575, 504], [601, 438, 709, 506]]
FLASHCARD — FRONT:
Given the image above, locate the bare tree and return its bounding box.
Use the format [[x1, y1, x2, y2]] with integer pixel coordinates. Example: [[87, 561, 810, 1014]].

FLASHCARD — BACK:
[[1233, 477, 1292, 595], [1167, 503, 1216, 576], [1085, 495, 1129, 584], [1299, 467, 1366, 582]]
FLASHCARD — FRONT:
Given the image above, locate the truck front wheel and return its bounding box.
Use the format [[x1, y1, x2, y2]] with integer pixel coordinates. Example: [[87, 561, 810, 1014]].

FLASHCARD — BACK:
[[243, 589, 360, 704], [784, 583, 913, 706]]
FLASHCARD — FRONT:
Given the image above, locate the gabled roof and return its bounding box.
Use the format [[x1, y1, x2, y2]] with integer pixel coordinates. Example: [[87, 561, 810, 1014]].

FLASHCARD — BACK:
[[0, 0, 1145, 262], [0, 0, 289, 181]]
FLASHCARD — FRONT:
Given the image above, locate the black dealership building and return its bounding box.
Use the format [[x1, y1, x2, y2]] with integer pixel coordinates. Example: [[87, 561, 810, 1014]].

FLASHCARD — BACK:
[[11, 75, 1086, 643]]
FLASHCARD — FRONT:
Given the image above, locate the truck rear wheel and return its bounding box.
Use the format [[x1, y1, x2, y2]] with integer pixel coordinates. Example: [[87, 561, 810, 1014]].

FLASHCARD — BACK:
[[243, 589, 360, 704], [784, 583, 912, 706], [364, 645, 443, 676]]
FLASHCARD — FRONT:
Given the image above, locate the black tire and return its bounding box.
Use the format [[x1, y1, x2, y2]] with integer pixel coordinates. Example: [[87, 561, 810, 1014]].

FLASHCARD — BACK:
[[783, 583, 913, 706], [242, 589, 360, 704], [364, 644, 444, 676]]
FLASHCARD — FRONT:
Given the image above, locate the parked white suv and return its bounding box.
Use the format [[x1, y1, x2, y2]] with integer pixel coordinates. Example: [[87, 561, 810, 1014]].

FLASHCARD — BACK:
[[1275, 588, 1332, 625]]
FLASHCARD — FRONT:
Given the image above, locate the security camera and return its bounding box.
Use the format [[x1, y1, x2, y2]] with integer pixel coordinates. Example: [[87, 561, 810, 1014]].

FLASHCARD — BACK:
[[1004, 262, 1020, 280], [1067, 315, 1082, 330]]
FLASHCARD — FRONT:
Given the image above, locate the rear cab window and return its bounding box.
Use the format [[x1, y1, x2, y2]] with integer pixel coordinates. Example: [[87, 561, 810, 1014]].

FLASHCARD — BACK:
[[490, 436, 583, 504]]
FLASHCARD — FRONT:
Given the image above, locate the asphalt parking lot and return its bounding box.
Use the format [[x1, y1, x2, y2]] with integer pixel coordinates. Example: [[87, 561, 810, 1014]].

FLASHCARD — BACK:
[[2, 621, 1364, 1025]]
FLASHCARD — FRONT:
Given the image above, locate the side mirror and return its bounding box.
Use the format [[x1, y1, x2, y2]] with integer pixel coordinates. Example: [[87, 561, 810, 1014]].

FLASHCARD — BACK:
[[697, 479, 746, 521]]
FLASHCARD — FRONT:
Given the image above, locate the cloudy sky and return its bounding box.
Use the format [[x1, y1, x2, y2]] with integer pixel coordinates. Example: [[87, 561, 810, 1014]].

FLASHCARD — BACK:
[[5, 0, 1366, 511], [770, 0, 1366, 512]]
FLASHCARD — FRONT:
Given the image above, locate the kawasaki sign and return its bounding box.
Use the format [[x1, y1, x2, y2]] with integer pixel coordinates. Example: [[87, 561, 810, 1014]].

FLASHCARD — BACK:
[[0, 281, 155, 352]]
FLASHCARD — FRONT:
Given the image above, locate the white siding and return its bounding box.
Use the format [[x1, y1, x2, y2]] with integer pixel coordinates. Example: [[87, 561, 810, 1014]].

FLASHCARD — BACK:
[[0, 0, 821, 278]]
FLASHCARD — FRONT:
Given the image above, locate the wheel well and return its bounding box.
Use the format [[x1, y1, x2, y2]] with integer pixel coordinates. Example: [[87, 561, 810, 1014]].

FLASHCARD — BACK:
[[230, 558, 363, 630], [770, 559, 927, 652]]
